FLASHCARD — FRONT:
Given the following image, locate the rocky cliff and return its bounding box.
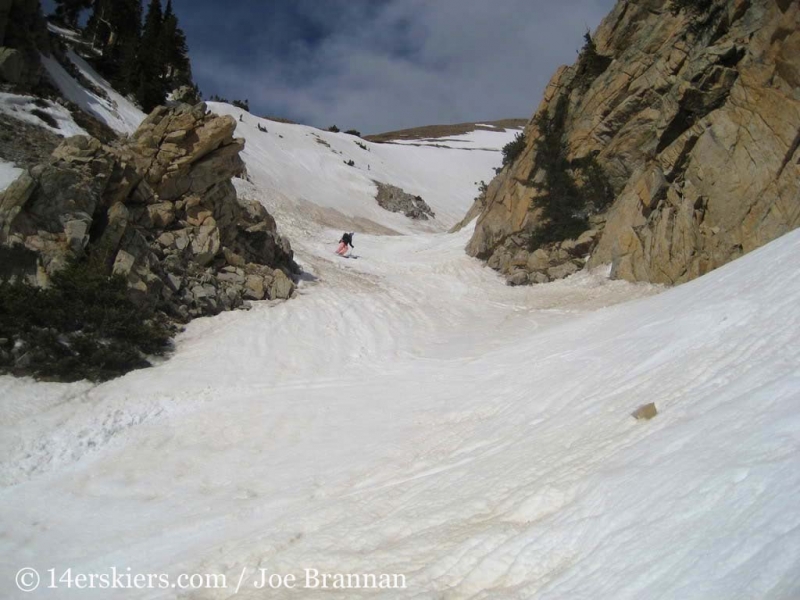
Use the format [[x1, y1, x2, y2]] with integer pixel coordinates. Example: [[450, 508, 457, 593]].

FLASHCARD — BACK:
[[466, 0, 800, 286], [0, 102, 298, 320]]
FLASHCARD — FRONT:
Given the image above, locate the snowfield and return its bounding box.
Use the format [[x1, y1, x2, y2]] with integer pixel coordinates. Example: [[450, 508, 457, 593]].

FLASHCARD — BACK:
[[209, 102, 521, 231], [1, 103, 799, 599]]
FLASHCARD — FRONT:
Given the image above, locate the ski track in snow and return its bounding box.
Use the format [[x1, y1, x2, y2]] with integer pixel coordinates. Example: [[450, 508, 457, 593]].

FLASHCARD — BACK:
[[1, 104, 799, 599]]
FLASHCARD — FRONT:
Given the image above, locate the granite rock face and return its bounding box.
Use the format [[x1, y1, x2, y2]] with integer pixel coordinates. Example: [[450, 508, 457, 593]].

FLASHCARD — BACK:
[[467, 0, 800, 286], [0, 102, 299, 319]]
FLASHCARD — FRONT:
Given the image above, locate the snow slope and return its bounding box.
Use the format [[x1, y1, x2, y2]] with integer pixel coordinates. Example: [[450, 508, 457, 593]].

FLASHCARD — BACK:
[[0, 101, 799, 599], [1, 46, 145, 146], [209, 102, 519, 232], [0, 92, 87, 137], [1, 223, 798, 599], [0, 160, 22, 192], [42, 50, 145, 135]]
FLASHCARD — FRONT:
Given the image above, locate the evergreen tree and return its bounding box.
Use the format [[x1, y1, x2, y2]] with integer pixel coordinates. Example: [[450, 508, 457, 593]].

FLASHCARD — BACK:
[[52, 0, 93, 28], [231, 99, 249, 111], [501, 132, 526, 168], [82, 0, 195, 110], [86, 0, 142, 94], [159, 0, 192, 88], [135, 0, 167, 111], [527, 96, 588, 247], [525, 94, 615, 249], [573, 31, 612, 94]]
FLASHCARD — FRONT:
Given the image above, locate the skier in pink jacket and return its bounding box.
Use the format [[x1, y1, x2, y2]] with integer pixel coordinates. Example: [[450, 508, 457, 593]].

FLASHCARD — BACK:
[[336, 232, 354, 256]]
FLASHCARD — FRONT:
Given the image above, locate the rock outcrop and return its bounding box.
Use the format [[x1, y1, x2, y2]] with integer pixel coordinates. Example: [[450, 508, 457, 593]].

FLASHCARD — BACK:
[[374, 181, 435, 220], [467, 0, 800, 286], [0, 113, 62, 168], [0, 102, 298, 320], [170, 85, 201, 105]]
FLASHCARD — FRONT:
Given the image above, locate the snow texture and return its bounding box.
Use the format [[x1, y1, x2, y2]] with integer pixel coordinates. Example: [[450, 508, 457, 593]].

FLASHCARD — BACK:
[[0, 102, 798, 600], [0, 159, 22, 192], [42, 50, 145, 135], [0, 92, 86, 137], [210, 103, 520, 231]]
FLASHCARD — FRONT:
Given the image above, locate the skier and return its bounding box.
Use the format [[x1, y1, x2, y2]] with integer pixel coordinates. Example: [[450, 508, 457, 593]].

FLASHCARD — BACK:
[[336, 232, 355, 256]]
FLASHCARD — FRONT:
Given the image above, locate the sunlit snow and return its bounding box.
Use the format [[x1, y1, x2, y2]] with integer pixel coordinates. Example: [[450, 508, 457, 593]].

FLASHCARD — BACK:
[[1, 99, 798, 600]]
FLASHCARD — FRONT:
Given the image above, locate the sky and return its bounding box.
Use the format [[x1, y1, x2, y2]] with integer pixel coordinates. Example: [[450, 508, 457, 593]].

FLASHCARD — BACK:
[[43, 0, 616, 134]]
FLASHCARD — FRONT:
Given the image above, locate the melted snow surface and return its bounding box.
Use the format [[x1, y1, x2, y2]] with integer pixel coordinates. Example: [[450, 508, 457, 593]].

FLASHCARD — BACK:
[[0, 102, 798, 599]]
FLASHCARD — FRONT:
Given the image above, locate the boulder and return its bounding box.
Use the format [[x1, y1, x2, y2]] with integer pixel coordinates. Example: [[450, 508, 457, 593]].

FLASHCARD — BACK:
[[269, 269, 294, 300], [547, 261, 580, 280], [217, 268, 246, 286], [171, 85, 200, 105], [63, 217, 90, 254], [172, 228, 191, 251], [190, 222, 221, 266], [186, 201, 212, 227], [0, 170, 36, 241], [165, 272, 183, 292], [147, 202, 176, 228], [112, 249, 136, 277], [374, 181, 435, 220], [526, 248, 551, 271], [223, 247, 246, 267], [506, 269, 529, 287], [530, 272, 550, 284], [632, 402, 658, 421], [244, 274, 267, 300]]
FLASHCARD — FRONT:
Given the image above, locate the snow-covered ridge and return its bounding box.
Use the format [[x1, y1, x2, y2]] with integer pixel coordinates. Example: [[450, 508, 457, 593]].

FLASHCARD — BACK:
[[209, 102, 521, 233]]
